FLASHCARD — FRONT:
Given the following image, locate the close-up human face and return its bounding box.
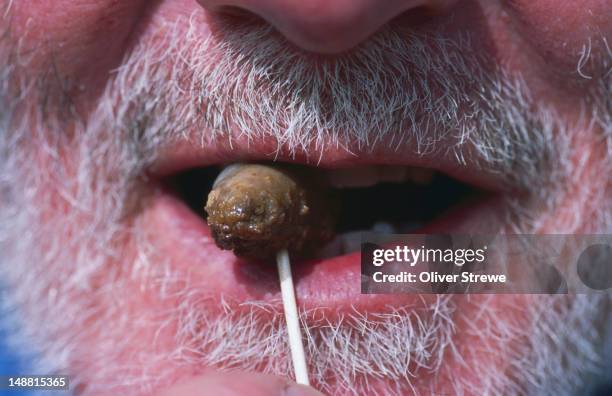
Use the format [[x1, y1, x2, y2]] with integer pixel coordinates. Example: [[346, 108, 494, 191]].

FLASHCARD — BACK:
[[0, 0, 610, 395]]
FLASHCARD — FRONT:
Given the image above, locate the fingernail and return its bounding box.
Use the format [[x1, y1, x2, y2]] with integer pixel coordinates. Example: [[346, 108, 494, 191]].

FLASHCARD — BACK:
[[283, 383, 326, 396]]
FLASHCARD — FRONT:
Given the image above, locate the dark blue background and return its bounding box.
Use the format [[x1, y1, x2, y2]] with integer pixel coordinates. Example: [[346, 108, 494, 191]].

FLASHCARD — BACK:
[[0, 323, 31, 396]]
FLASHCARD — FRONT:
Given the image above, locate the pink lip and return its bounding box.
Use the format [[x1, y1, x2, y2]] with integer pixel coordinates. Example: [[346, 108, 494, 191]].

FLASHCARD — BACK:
[[150, 132, 508, 192]]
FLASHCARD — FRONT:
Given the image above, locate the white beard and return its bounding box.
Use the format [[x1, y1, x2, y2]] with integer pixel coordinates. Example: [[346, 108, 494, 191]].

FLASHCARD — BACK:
[[0, 14, 610, 395]]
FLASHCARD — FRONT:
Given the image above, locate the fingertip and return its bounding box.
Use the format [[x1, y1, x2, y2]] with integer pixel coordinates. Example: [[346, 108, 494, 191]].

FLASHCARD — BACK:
[[157, 371, 325, 396], [283, 383, 326, 396]]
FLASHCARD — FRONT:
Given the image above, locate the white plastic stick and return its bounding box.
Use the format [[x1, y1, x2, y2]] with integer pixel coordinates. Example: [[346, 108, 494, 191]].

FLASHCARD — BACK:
[[276, 249, 310, 386]]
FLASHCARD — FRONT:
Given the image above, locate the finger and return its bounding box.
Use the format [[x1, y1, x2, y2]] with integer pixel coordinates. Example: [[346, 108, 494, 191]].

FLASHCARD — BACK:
[[156, 371, 325, 396]]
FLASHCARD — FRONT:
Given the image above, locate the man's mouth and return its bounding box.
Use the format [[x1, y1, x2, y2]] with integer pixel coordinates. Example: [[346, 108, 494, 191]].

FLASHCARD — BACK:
[[141, 138, 505, 313]]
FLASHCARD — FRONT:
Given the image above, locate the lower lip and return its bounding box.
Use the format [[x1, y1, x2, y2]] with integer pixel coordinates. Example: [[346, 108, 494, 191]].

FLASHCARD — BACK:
[[142, 187, 502, 316]]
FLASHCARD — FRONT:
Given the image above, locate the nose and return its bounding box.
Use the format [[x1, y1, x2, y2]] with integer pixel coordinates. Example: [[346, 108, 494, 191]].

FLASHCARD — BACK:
[[197, 0, 458, 53]]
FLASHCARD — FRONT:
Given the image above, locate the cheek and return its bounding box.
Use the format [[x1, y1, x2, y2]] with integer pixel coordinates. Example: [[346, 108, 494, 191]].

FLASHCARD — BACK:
[[9, 0, 148, 98], [505, 0, 612, 77]]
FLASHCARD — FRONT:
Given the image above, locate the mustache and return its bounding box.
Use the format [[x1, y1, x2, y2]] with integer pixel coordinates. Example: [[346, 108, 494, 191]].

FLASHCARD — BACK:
[[104, 16, 565, 189]]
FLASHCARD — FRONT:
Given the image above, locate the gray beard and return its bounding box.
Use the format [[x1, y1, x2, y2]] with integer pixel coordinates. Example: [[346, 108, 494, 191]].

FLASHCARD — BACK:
[[0, 14, 610, 395]]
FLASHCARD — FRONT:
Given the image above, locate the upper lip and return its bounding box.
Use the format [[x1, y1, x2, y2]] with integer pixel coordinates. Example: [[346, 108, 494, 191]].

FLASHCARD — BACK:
[[150, 132, 506, 192]]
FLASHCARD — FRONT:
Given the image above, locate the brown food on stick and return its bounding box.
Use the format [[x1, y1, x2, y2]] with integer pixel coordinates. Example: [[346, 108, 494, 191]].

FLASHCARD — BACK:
[[205, 163, 338, 260]]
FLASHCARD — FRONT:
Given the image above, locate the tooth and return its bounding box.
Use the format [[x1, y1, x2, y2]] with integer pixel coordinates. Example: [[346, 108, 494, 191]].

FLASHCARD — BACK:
[[328, 167, 379, 188], [404, 167, 435, 184], [341, 231, 364, 254], [328, 166, 435, 188], [372, 222, 396, 234], [376, 166, 406, 183], [315, 237, 343, 259], [399, 222, 423, 233]]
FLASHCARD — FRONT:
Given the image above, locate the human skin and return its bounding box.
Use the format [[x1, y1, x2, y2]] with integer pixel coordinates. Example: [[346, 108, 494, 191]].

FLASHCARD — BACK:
[[0, 0, 611, 395]]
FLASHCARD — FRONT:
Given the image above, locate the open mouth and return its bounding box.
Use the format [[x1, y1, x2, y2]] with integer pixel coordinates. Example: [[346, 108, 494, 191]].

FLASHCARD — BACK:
[[164, 163, 485, 260], [142, 136, 505, 311]]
